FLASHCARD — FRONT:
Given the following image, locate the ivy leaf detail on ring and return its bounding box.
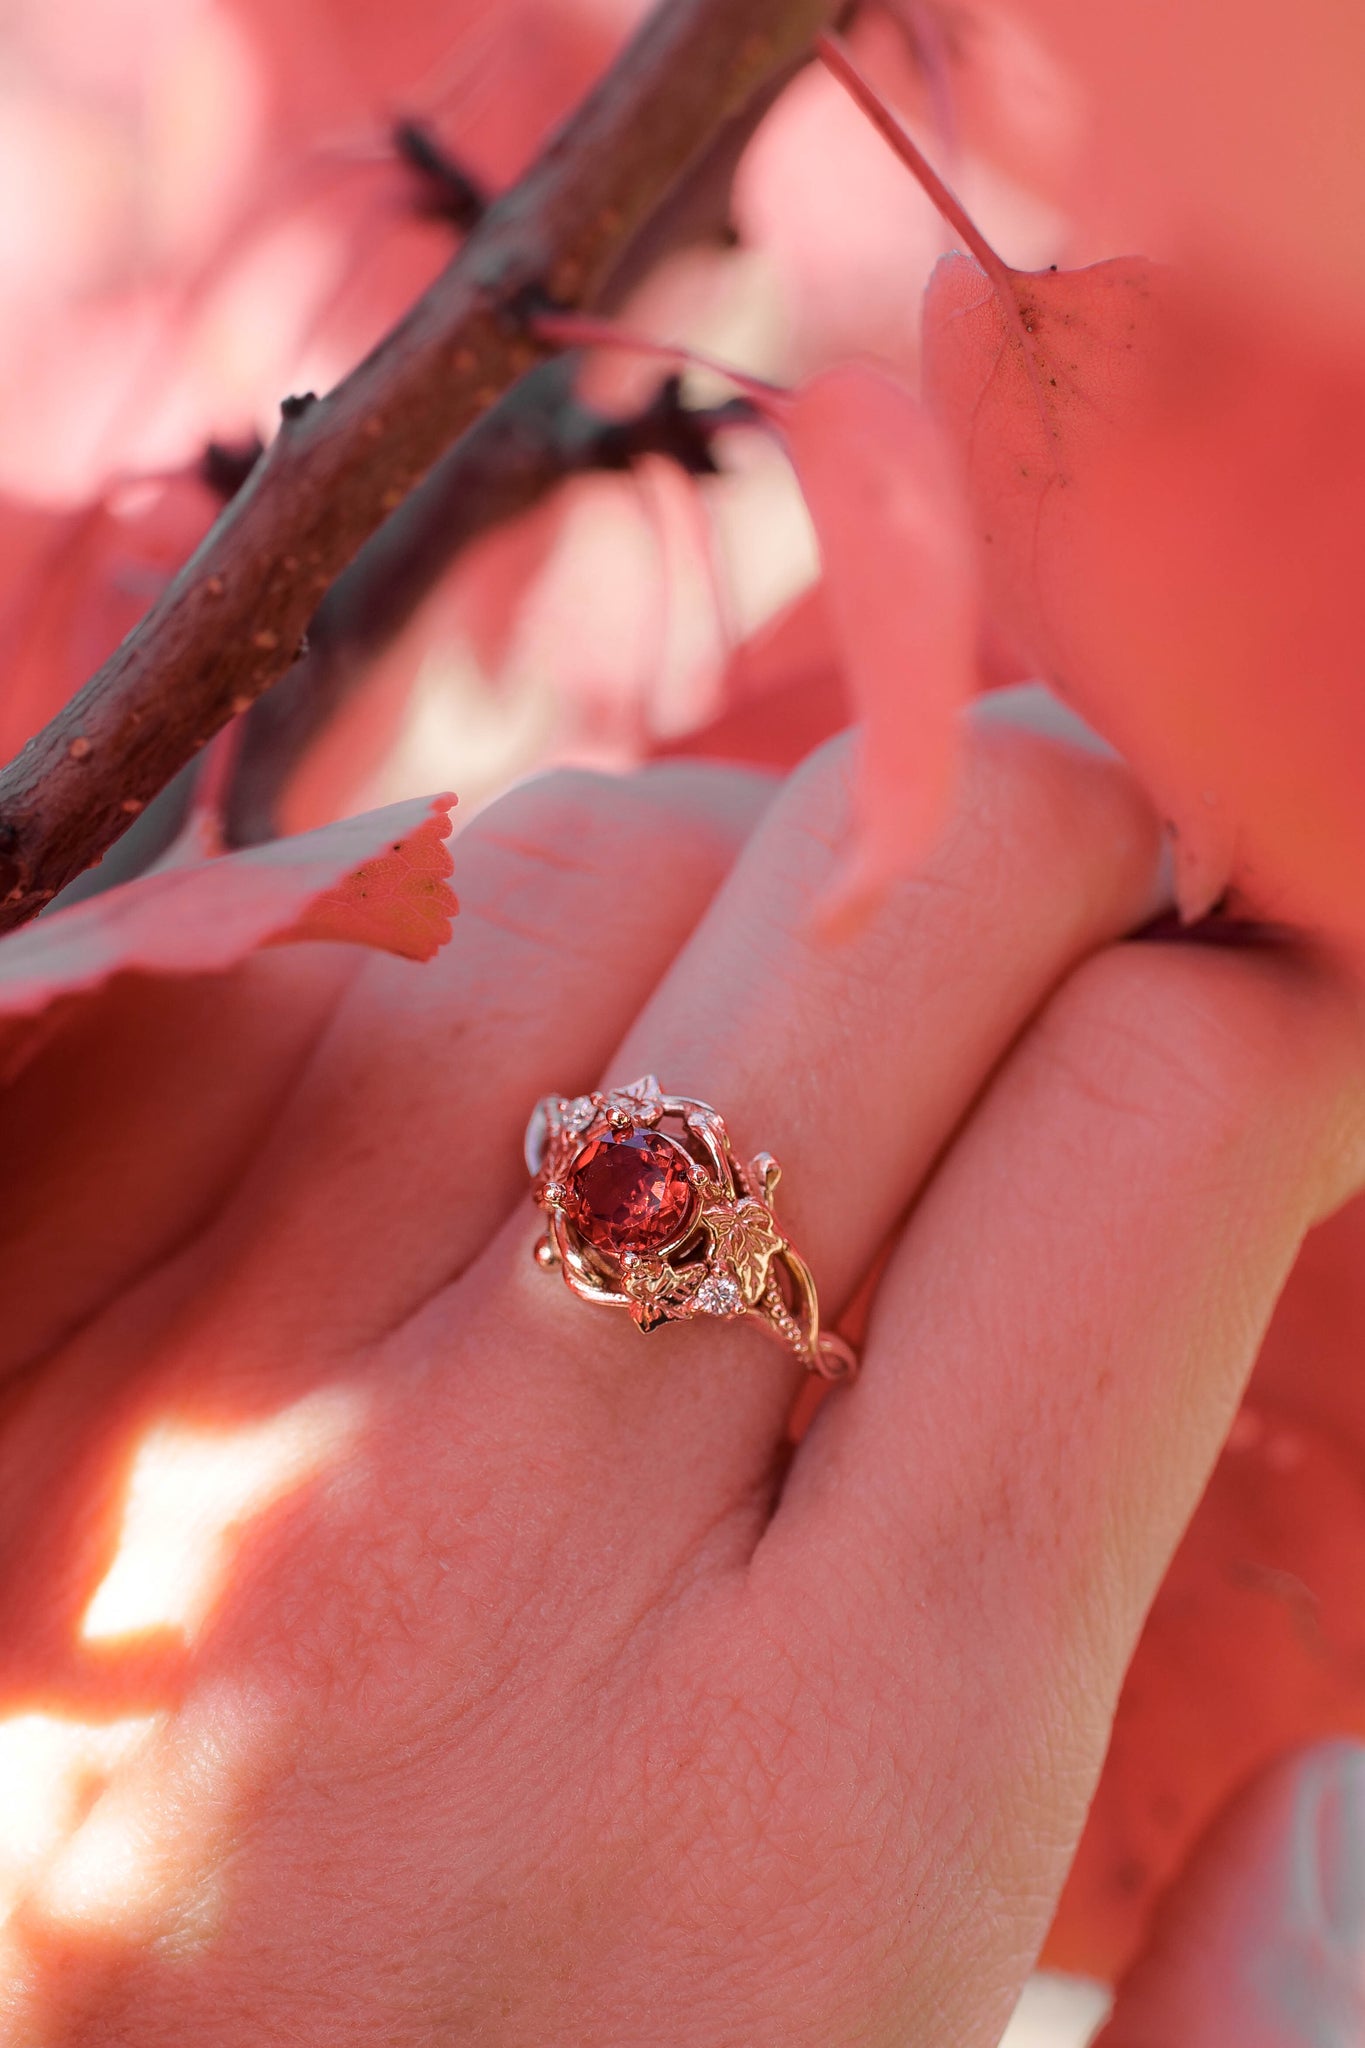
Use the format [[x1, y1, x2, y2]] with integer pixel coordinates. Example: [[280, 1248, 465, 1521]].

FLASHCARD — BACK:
[[621, 1253, 699, 1329], [540, 1129, 579, 1190], [561, 1093, 599, 1136], [702, 1195, 784, 1306], [603, 1075, 663, 1125]]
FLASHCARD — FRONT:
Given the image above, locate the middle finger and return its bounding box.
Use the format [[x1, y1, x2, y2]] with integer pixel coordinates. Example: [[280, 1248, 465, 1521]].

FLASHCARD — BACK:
[[478, 707, 1166, 1547]]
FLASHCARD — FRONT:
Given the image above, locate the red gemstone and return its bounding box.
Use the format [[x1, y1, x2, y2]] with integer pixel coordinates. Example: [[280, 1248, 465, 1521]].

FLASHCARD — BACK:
[[564, 1130, 698, 1257]]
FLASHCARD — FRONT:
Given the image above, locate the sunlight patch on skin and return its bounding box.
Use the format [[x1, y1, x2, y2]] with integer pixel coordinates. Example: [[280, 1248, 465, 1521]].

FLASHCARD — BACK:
[[32, 1672, 275, 1941], [10, 1675, 295, 1972], [0, 1713, 163, 1927], [0, 1693, 258, 2030], [0, 1389, 365, 1982], [37, 1761, 163, 1931], [80, 1387, 363, 1645]]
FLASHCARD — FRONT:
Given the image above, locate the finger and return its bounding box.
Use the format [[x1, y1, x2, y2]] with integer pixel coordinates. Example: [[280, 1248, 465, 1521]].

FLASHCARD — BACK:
[[1098, 1740, 1365, 2046], [770, 937, 1365, 2035], [182, 762, 773, 1353], [478, 709, 1166, 1531]]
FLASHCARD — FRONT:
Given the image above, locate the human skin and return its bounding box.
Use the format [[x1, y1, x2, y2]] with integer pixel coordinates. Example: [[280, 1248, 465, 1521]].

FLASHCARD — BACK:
[[0, 716, 1362, 2044], [1098, 1739, 1365, 2046]]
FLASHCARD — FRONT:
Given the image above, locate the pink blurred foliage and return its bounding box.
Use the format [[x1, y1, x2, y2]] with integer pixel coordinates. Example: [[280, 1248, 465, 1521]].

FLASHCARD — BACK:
[[733, 7, 1079, 380], [733, 27, 946, 383], [922, 251, 1365, 944], [0, 790, 455, 1080], [12, 0, 1363, 885], [442, 498, 570, 684], [0, 0, 658, 912], [778, 362, 976, 929], [651, 584, 848, 773], [0, 0, 640, 499], [1007, 0, 1365, 333]]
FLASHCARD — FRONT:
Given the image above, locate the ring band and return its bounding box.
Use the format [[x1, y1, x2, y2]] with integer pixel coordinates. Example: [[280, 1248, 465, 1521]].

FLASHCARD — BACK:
[[524, 1076, 858, 1383]]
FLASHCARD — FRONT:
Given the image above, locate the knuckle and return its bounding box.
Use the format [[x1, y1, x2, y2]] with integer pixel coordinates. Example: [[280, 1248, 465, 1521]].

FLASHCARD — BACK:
[[1032, 943, 1314, 1158], [943, 722, 1157, 920], [743, 731, 859, 886], [459, 768, 686, 951], [782, 727, 859, 817], [762, 719, 1155, 950], [471, 766, 628, 877], [468, 761, 764, 906]]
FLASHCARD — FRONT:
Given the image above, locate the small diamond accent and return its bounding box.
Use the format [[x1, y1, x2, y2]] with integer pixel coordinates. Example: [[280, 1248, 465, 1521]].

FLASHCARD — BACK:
[[563, 1096, 597, 1133], [695, 1270, 743, 1317]]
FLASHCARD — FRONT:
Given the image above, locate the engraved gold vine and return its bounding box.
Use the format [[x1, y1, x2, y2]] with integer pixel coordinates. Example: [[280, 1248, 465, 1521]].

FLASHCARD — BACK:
[[525, 1076, 858, 1383]]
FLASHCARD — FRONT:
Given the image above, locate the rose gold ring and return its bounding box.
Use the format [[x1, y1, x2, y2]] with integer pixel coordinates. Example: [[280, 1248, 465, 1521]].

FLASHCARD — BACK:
[[524, 1076, 858, 1383]]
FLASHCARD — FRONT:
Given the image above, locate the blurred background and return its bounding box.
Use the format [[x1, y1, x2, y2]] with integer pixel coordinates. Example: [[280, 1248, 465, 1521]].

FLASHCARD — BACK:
[[0, 0, 1079, 861]]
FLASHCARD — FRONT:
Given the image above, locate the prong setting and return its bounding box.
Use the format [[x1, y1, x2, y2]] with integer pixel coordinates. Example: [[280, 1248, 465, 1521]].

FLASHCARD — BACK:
[[524, 1081, 857, 1381]]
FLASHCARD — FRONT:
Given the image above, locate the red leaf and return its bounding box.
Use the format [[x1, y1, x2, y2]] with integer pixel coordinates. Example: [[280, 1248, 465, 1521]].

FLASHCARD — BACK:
[[0, 794, 457, 1024], [449, 495, 568, 680], [1004, 0, 1365, 333], [780, 362, 977, 925], [923, 254, 1365, 939], [277, 801, 458, 957], [720, 585, 838, 712], [651, 663, 850, 775], [648, 583, 848, 773]]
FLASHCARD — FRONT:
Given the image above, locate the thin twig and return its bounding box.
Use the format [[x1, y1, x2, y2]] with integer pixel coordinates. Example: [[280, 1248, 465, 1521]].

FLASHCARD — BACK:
[[529, 310, 785, 407], [815, 31, 1013, 299], [0, 0, 838, 931], [816, 30, 1061, 459]]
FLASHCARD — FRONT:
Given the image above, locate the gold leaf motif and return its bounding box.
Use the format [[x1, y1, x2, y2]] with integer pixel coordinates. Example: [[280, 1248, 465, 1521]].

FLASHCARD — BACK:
[[604, 1076, 663, 1124], [540, 1125, 579, 1189], [621, 1256, 672, 1304], [622, 1256, 701, 1323], [704, 1196, 783, 1305]]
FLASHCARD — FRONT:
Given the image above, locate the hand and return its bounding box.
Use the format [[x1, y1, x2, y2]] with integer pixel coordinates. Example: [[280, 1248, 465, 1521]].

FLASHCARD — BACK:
[[2, 713, 1362, 2045]]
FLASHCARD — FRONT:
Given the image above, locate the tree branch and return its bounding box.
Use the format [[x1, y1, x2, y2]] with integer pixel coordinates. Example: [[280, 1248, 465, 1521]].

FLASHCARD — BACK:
[[224, 366, 752, 847], [0, 0, 837, 931]]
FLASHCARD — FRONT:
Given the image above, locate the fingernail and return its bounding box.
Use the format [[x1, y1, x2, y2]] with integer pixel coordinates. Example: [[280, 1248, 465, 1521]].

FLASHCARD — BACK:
[[1306, 1740, 1365, 1953], [970, 680, 1123, 758], [1142, 833, 1177, 927]]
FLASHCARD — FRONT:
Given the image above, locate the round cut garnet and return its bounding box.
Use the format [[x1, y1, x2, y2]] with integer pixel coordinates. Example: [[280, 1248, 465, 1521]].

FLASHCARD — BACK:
[[564, 1130, 698, 1257]]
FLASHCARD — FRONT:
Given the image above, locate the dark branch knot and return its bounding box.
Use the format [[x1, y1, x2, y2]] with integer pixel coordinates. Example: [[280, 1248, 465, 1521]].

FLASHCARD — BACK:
[[591, 376, 752, 477], [201, 437, 265, 501], [393, 120, 490, 233]]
